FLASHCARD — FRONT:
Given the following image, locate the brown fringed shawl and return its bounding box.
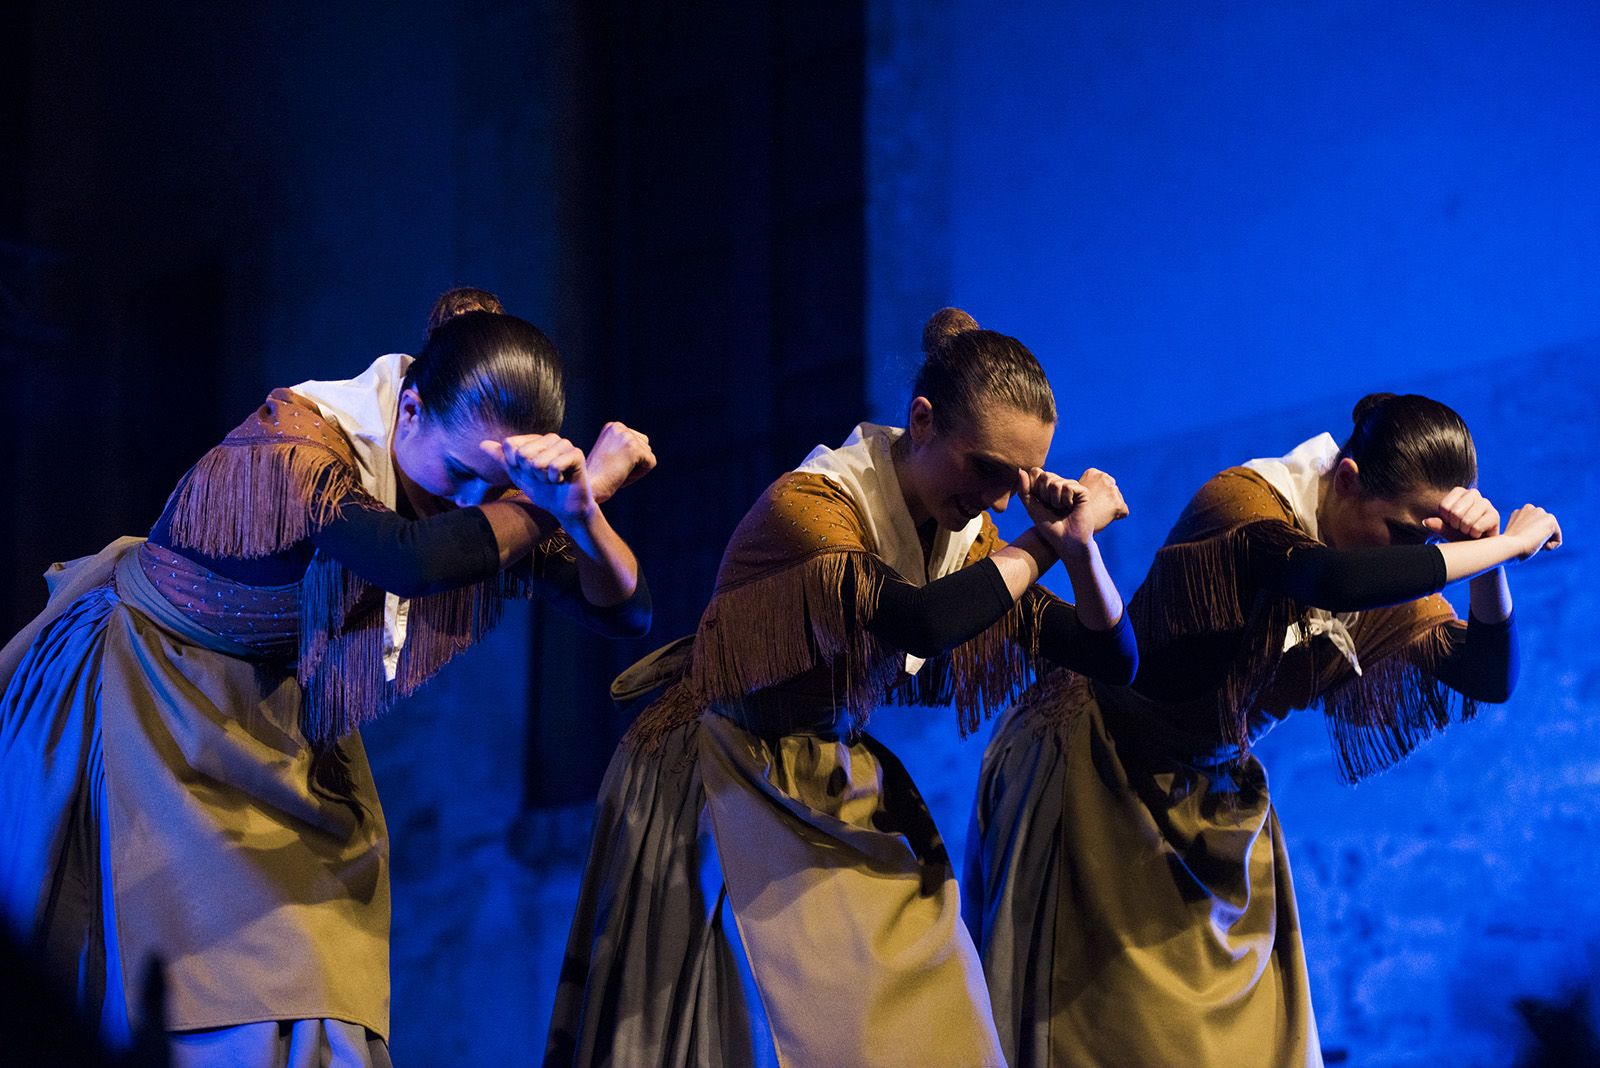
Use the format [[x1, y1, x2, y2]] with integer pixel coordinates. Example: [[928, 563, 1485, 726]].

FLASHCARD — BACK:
[[1129, 466, 1476, 783], [626, 471, 1056, 749], [163, 387, 569, 746]]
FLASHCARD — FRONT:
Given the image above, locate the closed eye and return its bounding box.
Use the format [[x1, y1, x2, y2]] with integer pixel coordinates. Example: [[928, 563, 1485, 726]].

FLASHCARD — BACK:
[[1387, 520, 1431, 545]]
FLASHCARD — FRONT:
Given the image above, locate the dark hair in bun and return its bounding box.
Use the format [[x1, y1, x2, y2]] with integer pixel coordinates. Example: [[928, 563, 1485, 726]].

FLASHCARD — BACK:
[[403, 308, 565, 436], [1339, 392, 1476, 498], [427, 287, 506, 333], [912, 307, 1056, 430]]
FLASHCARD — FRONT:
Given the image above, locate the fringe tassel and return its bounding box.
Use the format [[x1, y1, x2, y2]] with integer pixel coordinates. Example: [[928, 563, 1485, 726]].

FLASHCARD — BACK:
[[900, 586, 1056, 736], [1131, 519, 1309, 643], [1131, 518, 1316, 760], [626, 550, 1063, 749], [624, 551, 898, 751], [167, 441, 360, 559], [292, 534, 569, 748], [393, 575, 507, 698], [690, 551, 897, 713], [621, 679, 706, 751], [1320, 621, 1478, 784]]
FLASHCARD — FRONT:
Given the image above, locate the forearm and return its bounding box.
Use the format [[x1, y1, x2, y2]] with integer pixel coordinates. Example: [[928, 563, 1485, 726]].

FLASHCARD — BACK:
[[1439, 534, 1525, 586], [1055, 538, 1123, 630], [479, 499, 561, 568], [1467, 565, 1512, 624], [1035, 603, 1138, 684], [989, 527, 1055, 599], [1270, 544, 1447, 612], [311, 500, 515, 597], [560, 505, 640, 607]]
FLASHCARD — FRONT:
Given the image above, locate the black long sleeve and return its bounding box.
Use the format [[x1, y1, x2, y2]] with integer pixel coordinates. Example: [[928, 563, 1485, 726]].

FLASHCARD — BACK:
[[861, 558, 1138, 685], [309, 501, 502, 596], [1258, 535, 1518, 701], [1032, 603, 1139, 685], [149, 491, 503, 596], [1433, 612, 1518, 703], [1261, 543, 1448, 613], [865, 559, 1014, 658], [529, 552, 653, 638], [151, 478, 650, 634]]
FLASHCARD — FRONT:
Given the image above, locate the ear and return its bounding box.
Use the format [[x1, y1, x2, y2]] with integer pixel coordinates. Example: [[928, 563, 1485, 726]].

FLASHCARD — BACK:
[[907, 396, 935, 443], [1331, 456, 1361, 498], [396, 387, 425, 437]]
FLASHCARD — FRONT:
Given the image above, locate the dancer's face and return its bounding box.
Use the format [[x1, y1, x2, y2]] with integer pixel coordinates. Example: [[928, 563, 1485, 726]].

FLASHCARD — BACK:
[[1319, 458, 1444, 549], [392, 388, 515, 508], [901, 398, 1055, 532]]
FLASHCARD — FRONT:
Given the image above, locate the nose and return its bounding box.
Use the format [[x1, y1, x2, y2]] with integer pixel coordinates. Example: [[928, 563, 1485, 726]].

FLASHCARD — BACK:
[[990, 492, 1011, 514], [453, 484, 491, 507]]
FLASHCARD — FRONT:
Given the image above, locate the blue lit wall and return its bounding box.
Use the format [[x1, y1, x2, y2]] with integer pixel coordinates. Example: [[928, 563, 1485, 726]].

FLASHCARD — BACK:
[[869, 1, 1600, 452], [868, 3, 1600, 1063]]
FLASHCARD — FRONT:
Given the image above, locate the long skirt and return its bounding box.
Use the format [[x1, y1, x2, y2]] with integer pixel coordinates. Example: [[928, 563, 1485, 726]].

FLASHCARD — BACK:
[[547, 709, 1006, 1068], [964, 672, 1321, 1068], [0, 539, 391, 1065]]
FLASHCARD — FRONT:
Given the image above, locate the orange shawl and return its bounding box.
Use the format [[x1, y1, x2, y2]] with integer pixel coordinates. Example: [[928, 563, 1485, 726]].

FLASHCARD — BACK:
[[627, 471, 1057, 747], [1130, 466, 1476, 783]]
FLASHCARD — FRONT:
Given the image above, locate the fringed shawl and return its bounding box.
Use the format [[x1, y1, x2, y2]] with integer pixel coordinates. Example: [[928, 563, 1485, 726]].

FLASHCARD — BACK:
[[163, 386, 569, 747], [626, 471, 1056, 749], [1129, 466, 1475, 783]]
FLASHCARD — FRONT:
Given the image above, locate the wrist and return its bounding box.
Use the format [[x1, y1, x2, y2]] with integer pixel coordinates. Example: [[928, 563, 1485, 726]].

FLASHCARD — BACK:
[[1052, 534, 1094, 565], [559, 499, 602, 528], [1015, 528, 1058, 573]]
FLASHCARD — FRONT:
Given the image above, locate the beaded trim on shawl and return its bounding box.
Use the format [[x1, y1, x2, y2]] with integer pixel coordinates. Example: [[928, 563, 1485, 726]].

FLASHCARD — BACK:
[[162, 386, 569, 748], [1129, 466, 1476, 783], [624, 471, 1055, 750]]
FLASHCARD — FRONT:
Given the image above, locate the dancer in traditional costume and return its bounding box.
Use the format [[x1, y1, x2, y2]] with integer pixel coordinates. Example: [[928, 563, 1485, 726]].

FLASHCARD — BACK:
[[0, 290, 654, 1066], [965, 392, 1562, 1068], [546, 308, 1139, 1068]]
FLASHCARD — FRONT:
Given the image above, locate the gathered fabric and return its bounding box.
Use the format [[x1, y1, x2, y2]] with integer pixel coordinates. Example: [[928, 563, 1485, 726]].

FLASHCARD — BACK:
[[967, 450, 1481, 1068]]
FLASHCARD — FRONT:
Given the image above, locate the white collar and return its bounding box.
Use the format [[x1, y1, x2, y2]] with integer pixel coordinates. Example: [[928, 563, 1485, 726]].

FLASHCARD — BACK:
[[289, 353, 412, 510]]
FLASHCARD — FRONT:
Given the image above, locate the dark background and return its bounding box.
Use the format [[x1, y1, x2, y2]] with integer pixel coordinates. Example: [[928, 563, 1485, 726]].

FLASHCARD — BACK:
[[4, 2, 1597, 1062]]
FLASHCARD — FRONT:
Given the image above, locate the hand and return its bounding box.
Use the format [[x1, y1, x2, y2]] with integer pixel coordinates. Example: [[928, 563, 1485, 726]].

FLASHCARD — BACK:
[[1502, 504, 1562, 561], [481, 434, 595, 521], [585, 421, 656, 504], [1424, 487, 1500, 542], [1022, 466, 1128, 555]]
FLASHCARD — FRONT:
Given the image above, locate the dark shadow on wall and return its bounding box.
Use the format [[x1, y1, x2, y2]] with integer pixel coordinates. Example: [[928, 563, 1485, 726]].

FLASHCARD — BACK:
[[1515, 988, 1600, 1068], [516, 0, 869, 816]]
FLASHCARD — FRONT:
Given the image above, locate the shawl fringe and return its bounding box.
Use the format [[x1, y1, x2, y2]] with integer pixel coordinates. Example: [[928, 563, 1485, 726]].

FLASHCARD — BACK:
[[1320, 619, 1478, 784], [295, 536, 569, 748], [166, 439, 362, 559], [898, 585, 1055, 737], [624, 549, 1053, 749], [1131, 518, 1315, 758]]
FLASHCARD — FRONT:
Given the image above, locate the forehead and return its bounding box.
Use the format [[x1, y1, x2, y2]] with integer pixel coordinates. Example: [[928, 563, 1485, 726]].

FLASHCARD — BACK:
[[1366, 484, 1447, 522], [433, 417, 513, 476], [955, 403, 1055, 467]]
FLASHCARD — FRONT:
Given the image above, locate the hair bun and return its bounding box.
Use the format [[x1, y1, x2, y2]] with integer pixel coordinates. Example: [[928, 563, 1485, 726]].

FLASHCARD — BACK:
[[427, 287, 506, 333], [1351, 391, 1398, 424], [922, 307, 981, 355]]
